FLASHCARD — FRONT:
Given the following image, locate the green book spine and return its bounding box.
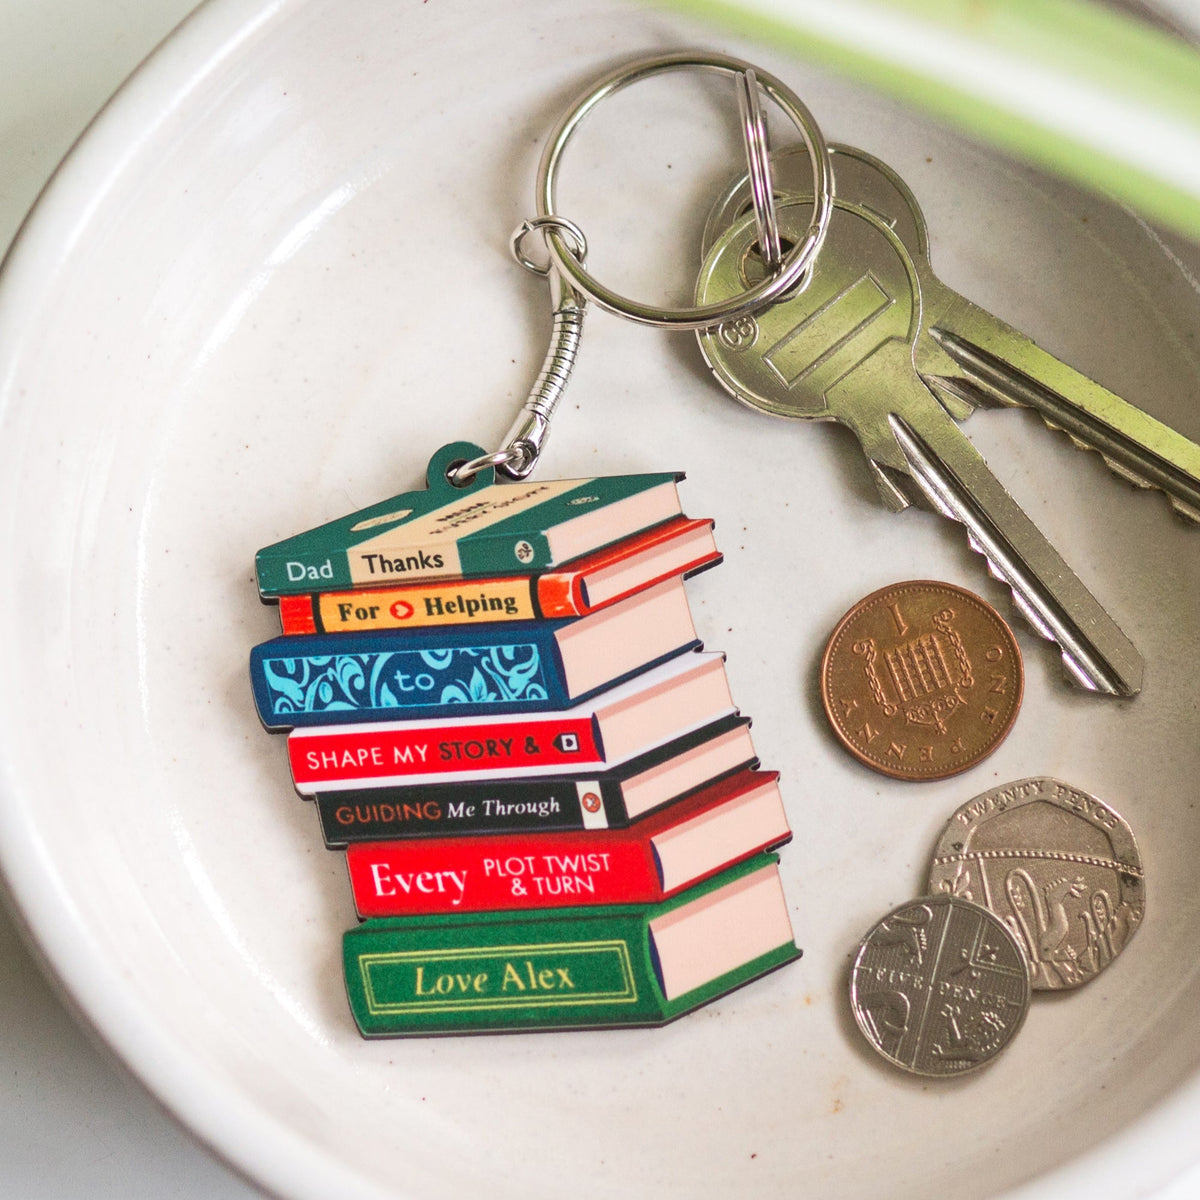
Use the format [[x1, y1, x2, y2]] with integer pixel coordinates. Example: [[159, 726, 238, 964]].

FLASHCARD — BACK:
[[342, 854, 799, 1036], [255, 442, 683, 597]]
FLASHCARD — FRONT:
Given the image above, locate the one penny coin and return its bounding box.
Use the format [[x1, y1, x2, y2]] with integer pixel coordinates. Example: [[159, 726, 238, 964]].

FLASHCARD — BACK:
[[928, 777, 1144, 990], [820, 580, 1023, 780], [849, 895, 1031, 1077]]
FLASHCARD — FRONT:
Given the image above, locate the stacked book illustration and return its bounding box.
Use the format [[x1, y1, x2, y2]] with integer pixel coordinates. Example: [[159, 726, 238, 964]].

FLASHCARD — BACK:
[[250, 442, 800, 1035]]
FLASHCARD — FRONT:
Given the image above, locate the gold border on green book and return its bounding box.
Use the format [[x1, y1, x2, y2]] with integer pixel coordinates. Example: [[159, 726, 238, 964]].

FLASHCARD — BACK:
[[359, 940, 640, 1016]]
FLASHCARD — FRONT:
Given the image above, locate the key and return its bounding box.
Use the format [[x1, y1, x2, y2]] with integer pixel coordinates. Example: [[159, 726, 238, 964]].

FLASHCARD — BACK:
[[701, 143, 1200, 522], [695, 197, 1143, 696]]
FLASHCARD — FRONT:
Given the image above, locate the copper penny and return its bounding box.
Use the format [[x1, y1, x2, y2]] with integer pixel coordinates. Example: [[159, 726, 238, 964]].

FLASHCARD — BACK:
[[820, 580, 1023, 780]]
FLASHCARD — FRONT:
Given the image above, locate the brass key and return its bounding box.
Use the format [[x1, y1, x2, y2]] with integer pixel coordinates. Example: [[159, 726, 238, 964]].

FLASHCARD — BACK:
[[696, 198, 1144, 696], [702, 143, 1200, 521]]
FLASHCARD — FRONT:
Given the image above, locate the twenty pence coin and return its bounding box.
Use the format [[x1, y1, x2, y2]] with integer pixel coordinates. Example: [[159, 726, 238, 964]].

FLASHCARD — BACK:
[[928, 777, 1144, 990], [849, 895, 1030, 1077], [820, 580, 1023, 780]]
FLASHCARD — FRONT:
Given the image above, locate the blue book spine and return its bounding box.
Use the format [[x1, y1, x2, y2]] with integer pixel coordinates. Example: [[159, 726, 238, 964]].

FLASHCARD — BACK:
[[249, 624, 699, 730]]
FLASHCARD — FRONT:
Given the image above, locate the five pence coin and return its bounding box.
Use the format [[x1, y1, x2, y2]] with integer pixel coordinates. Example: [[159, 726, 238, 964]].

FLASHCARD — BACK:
[[849, 895, 1031, 1076]]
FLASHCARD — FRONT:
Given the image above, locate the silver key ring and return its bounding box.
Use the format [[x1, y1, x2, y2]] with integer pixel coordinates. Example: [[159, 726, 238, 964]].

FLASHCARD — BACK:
[[535, 50, 833, 330], [736, 68, 782, 273]]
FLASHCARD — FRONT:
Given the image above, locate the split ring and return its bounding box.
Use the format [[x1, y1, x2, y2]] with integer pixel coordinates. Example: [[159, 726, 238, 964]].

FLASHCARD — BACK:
[[736, 68, 782, 272]]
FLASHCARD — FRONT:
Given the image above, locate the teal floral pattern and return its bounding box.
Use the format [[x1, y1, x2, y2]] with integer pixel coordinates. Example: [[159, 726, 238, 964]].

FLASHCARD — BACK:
[[262, 644, 549, 719]]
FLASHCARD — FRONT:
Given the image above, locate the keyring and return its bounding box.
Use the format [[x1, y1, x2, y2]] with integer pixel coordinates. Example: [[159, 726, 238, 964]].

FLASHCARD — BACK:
[[736, 68, 782, 273], [535, 50, 833, 330]]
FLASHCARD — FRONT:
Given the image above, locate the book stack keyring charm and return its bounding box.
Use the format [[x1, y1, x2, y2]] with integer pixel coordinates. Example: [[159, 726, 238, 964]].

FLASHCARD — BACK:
[[247, 53, 836, 1038]]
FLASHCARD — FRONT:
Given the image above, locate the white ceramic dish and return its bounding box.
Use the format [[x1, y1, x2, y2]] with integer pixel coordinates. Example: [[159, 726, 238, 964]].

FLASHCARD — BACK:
[[1, 1, 1199, 1197]]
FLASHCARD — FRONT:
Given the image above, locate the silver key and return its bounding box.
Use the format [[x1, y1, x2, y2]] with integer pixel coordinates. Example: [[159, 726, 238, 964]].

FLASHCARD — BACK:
[[696, 198, 1143, 696], [702, 143, 1200, 521]]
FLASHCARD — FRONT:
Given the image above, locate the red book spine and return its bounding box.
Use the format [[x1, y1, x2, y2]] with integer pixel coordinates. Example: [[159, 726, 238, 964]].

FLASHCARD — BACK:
[[534, 568, 586, 620], [277, 593, 318, 635], [346, 831, 656, 917], [536, 516, 716, 618], [288, 716, 601, 790]]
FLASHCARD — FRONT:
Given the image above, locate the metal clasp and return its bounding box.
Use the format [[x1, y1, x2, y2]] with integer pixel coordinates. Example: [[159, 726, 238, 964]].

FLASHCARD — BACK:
[[448, 216, 587, 484]]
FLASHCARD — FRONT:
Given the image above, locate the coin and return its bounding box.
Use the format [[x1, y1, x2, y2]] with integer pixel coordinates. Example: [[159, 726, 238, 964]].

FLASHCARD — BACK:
[[849, 895, 1031, 1076], [820, 580, 1023, 780], [928, 777, 1144, 990]]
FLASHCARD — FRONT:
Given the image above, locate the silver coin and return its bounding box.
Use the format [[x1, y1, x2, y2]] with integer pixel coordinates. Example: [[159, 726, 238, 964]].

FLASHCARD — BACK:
[[928, 777, 1144, 990], [850, 895, 1030, 1077]]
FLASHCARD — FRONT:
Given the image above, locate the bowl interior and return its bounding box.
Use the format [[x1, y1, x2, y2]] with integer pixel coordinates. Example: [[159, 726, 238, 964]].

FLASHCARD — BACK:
[[1, 2, 1199, 1197]]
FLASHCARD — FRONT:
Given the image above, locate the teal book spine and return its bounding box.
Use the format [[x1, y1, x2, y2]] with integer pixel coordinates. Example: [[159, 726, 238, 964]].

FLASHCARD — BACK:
[[255, 442, 683, 597], [342, 854, 799, 1036]]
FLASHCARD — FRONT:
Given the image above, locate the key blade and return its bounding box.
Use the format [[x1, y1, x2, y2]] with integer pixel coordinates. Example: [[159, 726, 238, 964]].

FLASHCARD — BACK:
[[886, 409, 1143, 697], [926, 324, 1200, 523]]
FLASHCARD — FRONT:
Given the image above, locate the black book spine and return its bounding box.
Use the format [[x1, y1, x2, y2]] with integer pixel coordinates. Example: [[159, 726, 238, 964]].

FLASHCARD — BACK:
[[315, 777, 622, 845]]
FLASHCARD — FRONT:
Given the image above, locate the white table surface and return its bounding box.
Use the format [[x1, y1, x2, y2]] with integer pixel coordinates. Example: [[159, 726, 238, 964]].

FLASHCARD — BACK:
[[0, 3, 264, 1196]]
